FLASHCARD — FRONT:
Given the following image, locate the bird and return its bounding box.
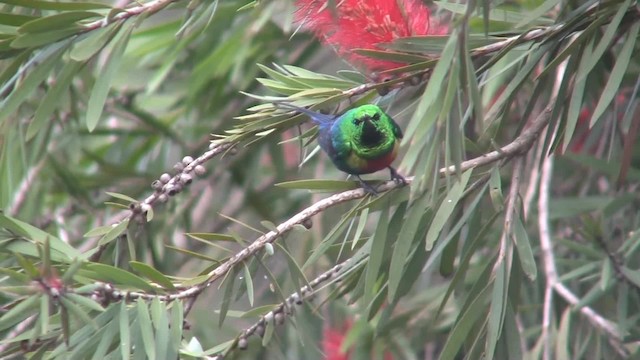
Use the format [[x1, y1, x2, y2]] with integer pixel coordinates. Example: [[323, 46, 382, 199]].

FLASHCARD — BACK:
[[276, 102, 406, 194]]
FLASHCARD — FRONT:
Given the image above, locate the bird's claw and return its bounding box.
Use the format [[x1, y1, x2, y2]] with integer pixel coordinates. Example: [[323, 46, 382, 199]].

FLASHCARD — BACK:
[[356, 176, 378, 195], [388, 167, 407, 185]]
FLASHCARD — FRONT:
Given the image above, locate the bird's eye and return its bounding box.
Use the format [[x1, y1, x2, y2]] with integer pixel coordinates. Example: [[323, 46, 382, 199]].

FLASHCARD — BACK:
[[371, 113, 380, 121], [353, 118, 363, 125]]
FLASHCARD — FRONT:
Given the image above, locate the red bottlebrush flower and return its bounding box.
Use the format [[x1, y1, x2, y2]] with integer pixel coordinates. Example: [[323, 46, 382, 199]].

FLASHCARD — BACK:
[[323, 325, 351, 360], [295, 0, 448, 74], [322, 320, 395, 360]]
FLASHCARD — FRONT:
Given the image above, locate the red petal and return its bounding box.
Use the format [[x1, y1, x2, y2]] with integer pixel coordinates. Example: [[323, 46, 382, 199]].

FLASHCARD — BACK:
[[295, 0, 448, 72]]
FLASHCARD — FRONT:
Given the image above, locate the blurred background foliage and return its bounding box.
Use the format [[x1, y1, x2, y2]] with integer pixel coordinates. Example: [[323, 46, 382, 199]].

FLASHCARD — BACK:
[[0, 0, 639, 359]]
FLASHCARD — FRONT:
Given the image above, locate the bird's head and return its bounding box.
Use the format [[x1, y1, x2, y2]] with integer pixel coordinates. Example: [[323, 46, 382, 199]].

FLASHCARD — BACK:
[[341, 105, 402, 152]]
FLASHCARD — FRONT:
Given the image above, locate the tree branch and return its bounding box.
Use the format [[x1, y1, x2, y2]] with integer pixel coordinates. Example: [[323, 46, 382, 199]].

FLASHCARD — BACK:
[[537, 155, 627, 357]]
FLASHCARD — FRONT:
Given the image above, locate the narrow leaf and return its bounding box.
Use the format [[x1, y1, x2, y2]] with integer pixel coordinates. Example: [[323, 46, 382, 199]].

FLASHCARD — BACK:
[[86, 20, 134, 131]]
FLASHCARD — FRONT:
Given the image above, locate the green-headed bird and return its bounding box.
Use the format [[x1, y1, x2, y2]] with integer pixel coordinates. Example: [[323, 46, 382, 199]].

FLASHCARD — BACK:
[[277, 103, 406, 193]]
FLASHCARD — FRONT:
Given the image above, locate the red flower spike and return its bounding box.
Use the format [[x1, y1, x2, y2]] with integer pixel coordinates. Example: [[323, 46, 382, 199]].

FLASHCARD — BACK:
[[322, 325, 351, 360], [295, 0, 448, 73]]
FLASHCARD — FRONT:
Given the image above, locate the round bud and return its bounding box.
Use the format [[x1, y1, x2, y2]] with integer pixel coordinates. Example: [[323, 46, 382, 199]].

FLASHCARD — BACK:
[[255, 324, 265, 337], [173, 162, 185, 172], [151, 180, 163, 190], [194, 165, 206, 176], [182, 156, 194, 165], [158, 194, 168, 203], [160, 173, 172, 183], [274, 312, 285, 325], [180, 173, 193, 185], [238, 337, 248, 350], [265, 243, 274, 255], [264, 313, 274, 323], [167, 186, 179, 196]]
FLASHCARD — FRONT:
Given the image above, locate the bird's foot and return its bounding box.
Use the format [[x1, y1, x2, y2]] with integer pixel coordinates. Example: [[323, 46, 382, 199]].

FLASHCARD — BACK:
[[388, 167, 407, 185], [356, 176, 378, 195]]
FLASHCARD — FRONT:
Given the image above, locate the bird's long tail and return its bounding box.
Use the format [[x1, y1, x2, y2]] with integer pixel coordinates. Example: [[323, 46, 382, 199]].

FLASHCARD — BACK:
[[274, 102, 336, 125]]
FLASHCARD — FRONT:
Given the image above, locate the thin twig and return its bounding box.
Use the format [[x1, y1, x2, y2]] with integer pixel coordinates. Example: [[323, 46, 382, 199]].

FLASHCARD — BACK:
[[82, 0, 179, 32], [88, 141, 234, 261], [538, 155, 627, 357], [0, 315, 37, 354], [494, 158, 523, 274], [210, 253, 369, 359]]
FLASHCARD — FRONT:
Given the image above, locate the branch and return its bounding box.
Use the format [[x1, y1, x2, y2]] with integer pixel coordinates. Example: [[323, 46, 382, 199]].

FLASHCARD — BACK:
[[212, 253, 369, 359], [494, 157, 523, 272], [82, 0, 181, 32], [537, 155, 627, 357], [88, 141, 234, 261]]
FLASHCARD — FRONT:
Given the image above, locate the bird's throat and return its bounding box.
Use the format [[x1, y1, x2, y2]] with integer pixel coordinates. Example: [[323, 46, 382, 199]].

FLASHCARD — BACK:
[[360, 120, 385, 148]]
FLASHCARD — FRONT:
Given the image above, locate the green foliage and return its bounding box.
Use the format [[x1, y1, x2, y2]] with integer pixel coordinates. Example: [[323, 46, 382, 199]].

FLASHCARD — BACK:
[[1, 0, 639, 359]]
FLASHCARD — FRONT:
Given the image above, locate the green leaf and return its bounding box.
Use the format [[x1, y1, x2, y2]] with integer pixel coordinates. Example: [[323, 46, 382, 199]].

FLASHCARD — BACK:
[[40, 294, 50, 334], [0, 42, 67, 124], [237, 304, 279, 319], [364, 204, 389, 305], [436, 1, 553, 25], [98, 219, 129, 245], [439, 284, 491, 359], [59, 295, 98, 329], [589, 22, 640, 127], [70, 23, 120, 61], [119, 301, 131, 360], [129, 261, 176, 290], [11, 27, 80, 47], [92, 319, 118, 360], [0, 213, 81, 260], [14, 252, 39, 277], [81, 263, 156, 292], [620, 267, 640, 288], [513, 215, 537, 280], [218, 267, 239, 327], [275, 179, 359, 191], [136, 299, 155, 360], [84, 224, 116, 237], [388, 194, 429, 301], [28, 60, 82, 140], [105, 191, 138, 203], [275, 242, 311, 298], [600, 258, 614, 290], [556, 308, 572, 359], [486, 259, 510, 360], [0, 267, 31, 283], [64, 293, 105, 313], [577, 0, 632, 84], [0, 295, 40, 331], [0, 12, 38, 27], [18, 11, 100, 33], [242, 262, 254, 307], [425, 169, 472, 250], [262, 321, 274, 346], [86, 20, 134, 131], [563, 38, 593, 152], [168, 302, 183, 360], [515, 0, 561, 28], [152, 299, 169, 360], [346, 208, 369, 251], [1, 0, 111, 10], [402, 31, 457, 143]]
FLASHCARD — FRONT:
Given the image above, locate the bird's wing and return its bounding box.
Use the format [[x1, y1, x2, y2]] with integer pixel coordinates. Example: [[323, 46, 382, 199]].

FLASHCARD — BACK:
[[328, 122, 352, 160]]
